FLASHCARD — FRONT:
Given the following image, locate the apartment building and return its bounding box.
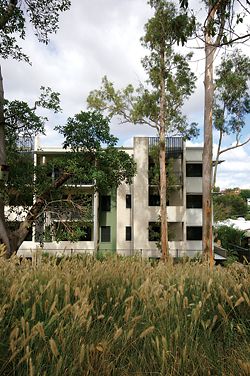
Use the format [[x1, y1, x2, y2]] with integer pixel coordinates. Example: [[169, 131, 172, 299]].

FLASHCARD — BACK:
[[15, 136, 204, 258]]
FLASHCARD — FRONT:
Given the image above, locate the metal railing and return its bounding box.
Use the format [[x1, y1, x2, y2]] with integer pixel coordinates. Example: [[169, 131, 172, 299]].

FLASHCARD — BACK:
[[149, 137, 183, 158]]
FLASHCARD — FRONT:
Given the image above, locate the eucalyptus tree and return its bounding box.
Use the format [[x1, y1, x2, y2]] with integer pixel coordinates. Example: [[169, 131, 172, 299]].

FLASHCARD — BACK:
[[179, 0, 250, 263], [88, 0, 197, 260], [213, 50, 250, 188]]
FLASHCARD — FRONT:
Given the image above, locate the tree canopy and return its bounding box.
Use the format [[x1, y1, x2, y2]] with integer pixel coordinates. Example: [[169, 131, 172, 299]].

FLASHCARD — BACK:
[[212, 49, 250, 188], [5, 110, 136, 251], [0, 0, 71, 62], [213, 192, 248, 222]]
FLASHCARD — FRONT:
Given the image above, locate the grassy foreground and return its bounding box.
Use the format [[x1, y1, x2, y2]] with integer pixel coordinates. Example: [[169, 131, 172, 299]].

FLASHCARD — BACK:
[[0, 256, 249, 375]]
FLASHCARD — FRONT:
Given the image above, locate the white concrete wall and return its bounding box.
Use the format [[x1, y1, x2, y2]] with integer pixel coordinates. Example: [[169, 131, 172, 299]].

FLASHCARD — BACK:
[[186, 240, 202, 253], [133, 137, 151, 251], [186, 177, 202, 193], [17, 241, 95, 257], [186, 148, 203, 161], [116, 182, 132, 251], [186, 209, 202, 225]]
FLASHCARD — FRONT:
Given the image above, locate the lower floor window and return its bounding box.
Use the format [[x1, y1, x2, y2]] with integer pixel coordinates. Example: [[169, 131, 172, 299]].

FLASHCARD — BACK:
[[101, 226, 111, 242], [126, 226, 132, 241], [148, 222, 160, 241], [187, 226, 202, 241]]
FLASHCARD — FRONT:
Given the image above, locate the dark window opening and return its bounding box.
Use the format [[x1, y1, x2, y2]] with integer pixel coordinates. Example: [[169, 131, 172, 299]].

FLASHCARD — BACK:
[[149, 187, 169, 206], [126, 226, 132, 241], [186, 163, 202, 177], [149, 186, 160, 206], [187, 195, 202, 208], [81, 226, 92, 241], [148, 222, 160, 242], [187, 226, 202, 241], [126, 194, 131, 209], [100, 195, 111, 211], [168, 222, 183, 241], [101, 226, 111, 242]]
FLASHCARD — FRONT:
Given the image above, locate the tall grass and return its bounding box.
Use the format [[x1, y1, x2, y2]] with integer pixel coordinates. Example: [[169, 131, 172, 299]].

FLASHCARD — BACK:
[[0, 255, 249, 375]]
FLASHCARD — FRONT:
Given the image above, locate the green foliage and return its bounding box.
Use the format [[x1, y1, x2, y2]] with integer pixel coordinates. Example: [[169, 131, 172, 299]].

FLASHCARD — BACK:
[[213, 49, 250, 136], [178, 1, 250, 47], [0, 257, 249, 375], [213, 193, 248, 221], [54, 110, 136, 190], [0, 0, 71, 62], [87, 1, 199, 140], [239, 189, 250, 203], [148, 145, 179, 190], [214, 225, 245, 251], [55, 110, 117, 152], [45, 222, 91, 243], [144, 1, 196, 47], [5, 86, 61, 157], [6, 151, 34, 206], [5, 111, 136, 243]]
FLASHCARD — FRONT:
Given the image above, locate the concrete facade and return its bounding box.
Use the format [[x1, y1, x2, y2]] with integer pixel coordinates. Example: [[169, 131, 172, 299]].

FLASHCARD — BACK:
[[13, 136, 204, 258]]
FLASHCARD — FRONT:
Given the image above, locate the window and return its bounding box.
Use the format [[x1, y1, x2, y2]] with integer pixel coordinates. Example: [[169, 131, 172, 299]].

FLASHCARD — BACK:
[[169, 222, 183, 241], [81, 226, 92, 241], [186, 195, 202, 208], [186, 163, 202, 177], [101, 226, 111, 242], [125, 226, 132, 241], [187, 226, 202, 241], [100, 195, 111, 211], [148, 222, 160, 241], [148, 186, 160, 206], [126, 194, 131, 209]]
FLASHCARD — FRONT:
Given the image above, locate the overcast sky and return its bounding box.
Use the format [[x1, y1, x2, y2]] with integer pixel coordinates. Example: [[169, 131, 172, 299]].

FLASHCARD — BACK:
[[1, 0, 250, 189]]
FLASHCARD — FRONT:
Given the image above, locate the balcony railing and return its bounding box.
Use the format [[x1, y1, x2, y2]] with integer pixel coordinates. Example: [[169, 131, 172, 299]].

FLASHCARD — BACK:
[[149, 137, 183, 158]]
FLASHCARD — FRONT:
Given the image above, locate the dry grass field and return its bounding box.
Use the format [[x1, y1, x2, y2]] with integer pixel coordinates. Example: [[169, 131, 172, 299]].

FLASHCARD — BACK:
[[0, 253, 249, 375]]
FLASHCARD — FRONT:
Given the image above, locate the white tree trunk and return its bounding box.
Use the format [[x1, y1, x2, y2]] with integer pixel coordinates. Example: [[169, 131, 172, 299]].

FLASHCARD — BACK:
[[203, 40, 215, 263], [159, 48, 168, 261]]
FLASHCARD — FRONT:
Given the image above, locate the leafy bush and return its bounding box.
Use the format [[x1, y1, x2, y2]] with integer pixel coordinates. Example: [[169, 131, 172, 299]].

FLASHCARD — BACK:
[[215, 225, 245, 251]]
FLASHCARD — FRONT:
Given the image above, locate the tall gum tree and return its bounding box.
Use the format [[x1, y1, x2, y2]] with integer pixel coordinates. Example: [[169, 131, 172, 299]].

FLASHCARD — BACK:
[[179, 0, 250, 265], [88, 0, 198, 260], [213, 49, 250, 189]]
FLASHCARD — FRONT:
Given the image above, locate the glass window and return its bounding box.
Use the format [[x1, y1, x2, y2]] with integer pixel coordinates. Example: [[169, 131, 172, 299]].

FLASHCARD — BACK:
[[125, 226, 132, 241], [187, 226, 202, 240], [186, 195, 202, 208], [101, 226, 111, 242], [186, 163, 202, 177], [126, 194, 131, 209], [148, 222, 160, 241], [100, 195, 111, 211], [148, 186, 160, 206], [81, 226, 92, 241]]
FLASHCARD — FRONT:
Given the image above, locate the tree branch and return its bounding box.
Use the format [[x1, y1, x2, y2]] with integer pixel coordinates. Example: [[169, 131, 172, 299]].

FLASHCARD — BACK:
[[218, 136, 250, 155], [13, 171, 73, 250]]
